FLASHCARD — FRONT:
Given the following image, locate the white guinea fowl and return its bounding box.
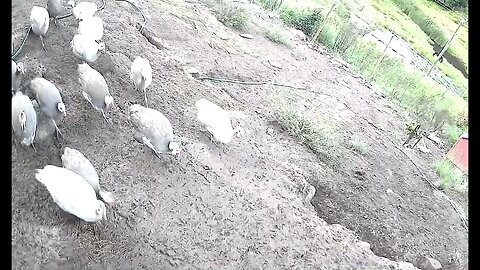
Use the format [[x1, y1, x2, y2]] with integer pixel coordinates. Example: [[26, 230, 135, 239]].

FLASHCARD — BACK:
[[78, 16, 103, 41], [71, 34, 105, 63], [129, 104, 181, 157], [195, 98, 243, 144], [30, 6, 50, 51], [61, 147, 114, 205], [72, 1, 97, 21], [35, 165, 107, 222], [12, 91, 37, 147], [77, 63, 114, 120], [130, 56, 153, 107]]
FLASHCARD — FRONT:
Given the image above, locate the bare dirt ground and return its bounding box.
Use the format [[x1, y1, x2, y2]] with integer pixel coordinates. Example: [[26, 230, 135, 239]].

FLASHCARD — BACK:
[[12, 0, 468, 269]]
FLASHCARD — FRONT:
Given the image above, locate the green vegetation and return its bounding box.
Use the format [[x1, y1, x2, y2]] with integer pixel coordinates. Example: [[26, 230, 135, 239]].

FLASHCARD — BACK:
[[265, 27, 291, 46], [270, 0, 468, 135], [351, 139, 368, 155], [213, 0, 250, 30], [433, 159, 464, 191], [443, 123, 463, 145], [256, 0, 284, 11], [270, 92, 341, 170], [367, 0, 467, 98]]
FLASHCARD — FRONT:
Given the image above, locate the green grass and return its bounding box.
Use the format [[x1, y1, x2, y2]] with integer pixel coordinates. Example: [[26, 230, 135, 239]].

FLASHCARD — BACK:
[[351, 139, 368, 155], [265, 27, 291, 46], [270, 92, 341, 170], [443, 123, 463, 145], [213, 0, 250, 30], [273, 0, 468, 132], [366, 0, 468, 96], [433, 159, 464, 191], [343, 40, 466, 127]]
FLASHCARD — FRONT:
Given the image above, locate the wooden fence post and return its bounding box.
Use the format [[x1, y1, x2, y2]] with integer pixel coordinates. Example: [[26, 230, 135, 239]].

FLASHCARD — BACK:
[[368, 33, 394, 82], [426, 18, 466, 77], [310, 0, 339, 46]]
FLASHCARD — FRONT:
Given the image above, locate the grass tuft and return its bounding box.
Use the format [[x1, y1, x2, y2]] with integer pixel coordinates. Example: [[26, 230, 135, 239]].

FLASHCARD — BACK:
[[433, 159, 464, 191], [265, 27, 291, 46], [270, 92, 341, 170], [351, 139, 368, 155]]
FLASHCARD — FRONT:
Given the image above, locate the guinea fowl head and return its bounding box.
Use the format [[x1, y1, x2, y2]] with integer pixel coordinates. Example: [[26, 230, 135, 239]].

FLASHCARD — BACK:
[[16, 62, 25, 75], [57, 102, 66, 116], [98, 42, 106, 51], [95, 200, 107, 221], [168, 141, 181, 156], [67, 0, 75, 8], [105, 95, 114, 110]]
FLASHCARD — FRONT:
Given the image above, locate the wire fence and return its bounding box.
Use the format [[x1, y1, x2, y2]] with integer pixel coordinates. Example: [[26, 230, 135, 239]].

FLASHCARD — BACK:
[[348, 7, 467, 98]]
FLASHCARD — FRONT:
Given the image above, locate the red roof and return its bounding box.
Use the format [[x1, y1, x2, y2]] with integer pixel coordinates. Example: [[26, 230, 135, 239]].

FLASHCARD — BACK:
[[446, 136, 468, 172]]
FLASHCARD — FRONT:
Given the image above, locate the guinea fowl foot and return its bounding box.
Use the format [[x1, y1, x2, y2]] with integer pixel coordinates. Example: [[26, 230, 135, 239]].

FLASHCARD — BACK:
[[40, 36, 47, 52], [209, 134, 220, 146]]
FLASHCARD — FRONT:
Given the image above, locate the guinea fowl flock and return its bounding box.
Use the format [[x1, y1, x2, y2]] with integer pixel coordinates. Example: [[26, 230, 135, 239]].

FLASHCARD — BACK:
[[12, 0, 244, 223]]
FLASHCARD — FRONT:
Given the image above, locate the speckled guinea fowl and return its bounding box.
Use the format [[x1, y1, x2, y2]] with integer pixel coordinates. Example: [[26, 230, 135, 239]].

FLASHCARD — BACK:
[[78, 16, 104, 41], [12, 60, 25, 94], [195, 98, 243, 144], [11, 91, 37, 148], [35, 165, 107, 222], [29, 77, 66, 137], [71, 34, 105, 63], [72, 1, 97, 21], [46, 0, 68, 26], [130, 56, 152, 107], [30, 6, 50, 51], [77, 63, 114, 121], [61, 147, 114, 205], [129, 104, 181, 158]]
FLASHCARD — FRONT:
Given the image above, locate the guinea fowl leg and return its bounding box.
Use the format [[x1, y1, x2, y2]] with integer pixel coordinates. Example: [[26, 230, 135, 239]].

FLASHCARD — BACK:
[[141, 137, 161, 159], [31, 143, 37, 152], [51, 119, 63, 137], [39, 36, 47, 52], [102, 111, 108, 122], [143, 89, 149, 108]]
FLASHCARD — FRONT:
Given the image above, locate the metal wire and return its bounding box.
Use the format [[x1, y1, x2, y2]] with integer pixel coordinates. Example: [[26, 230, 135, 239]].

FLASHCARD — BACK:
[[11, 0, 107, 60], [115, 0, 147, 32]]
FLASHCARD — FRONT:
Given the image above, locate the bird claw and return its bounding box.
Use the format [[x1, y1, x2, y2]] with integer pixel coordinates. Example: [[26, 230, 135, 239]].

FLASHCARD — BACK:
[[40, 36, 47, 52], [153, 149, 161, 159], [102, 111, 108, 123]]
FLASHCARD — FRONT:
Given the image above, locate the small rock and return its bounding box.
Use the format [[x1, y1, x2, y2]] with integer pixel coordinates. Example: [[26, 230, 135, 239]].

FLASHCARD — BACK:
[[417, 257, 442, 270], [240, 33, 254, 39], [386, 189, 394, 194], [183, 67, 199, 78], [266, 128, 274, 135]]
